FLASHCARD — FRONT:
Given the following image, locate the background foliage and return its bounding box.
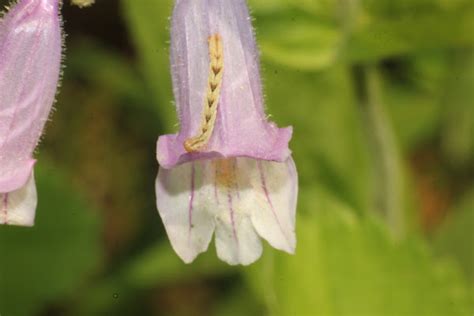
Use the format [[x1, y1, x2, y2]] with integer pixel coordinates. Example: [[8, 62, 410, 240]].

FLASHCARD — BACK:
[[0, 0, 473, 315]]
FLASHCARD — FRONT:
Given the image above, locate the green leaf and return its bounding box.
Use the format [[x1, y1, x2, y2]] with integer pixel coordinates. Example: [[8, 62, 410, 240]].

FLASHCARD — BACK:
[[246, 188, 471, 316], [0, 162, 101, 316], [253, 6, 344, 70], [249, 0, 346, 70]]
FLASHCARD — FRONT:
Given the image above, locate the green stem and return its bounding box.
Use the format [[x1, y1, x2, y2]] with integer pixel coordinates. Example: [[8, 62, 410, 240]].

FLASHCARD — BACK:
[[352, 64, 404, 237]]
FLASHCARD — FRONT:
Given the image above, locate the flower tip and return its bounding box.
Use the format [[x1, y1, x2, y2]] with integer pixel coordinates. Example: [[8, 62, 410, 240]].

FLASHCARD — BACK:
[[174, 247, 199, 264], [286, 243, 296, 255]]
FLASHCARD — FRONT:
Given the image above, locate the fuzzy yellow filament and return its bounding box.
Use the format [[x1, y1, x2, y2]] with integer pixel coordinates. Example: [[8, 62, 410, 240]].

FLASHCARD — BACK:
[[184, 34, 224, 153]]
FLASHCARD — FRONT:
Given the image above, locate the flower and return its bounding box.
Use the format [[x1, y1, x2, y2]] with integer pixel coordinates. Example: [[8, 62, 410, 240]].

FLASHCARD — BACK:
[[0, 0, 62, 226], [156, 0, 298, 265]]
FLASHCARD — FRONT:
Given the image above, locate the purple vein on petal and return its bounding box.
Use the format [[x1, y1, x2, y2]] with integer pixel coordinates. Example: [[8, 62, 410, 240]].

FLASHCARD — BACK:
[[214, 166, 220, 204], [227, 190, 239, 246], [187, 163, 196, 241], [257, 161, 292, 248], [232, 159, 241, 200]]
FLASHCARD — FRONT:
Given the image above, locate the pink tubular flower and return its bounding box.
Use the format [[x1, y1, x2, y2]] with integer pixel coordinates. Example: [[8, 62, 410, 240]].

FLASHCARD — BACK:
[[156, 0, 298, 265], [0, 0, 62, 226]]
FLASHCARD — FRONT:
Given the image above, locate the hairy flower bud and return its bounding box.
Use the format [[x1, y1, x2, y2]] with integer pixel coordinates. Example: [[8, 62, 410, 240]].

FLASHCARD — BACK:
[[0, 0, 62, 226]]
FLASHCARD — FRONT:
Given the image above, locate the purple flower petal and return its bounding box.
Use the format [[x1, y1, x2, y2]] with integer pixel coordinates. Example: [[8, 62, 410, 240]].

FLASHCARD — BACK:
[[0, 0, 62, 193]]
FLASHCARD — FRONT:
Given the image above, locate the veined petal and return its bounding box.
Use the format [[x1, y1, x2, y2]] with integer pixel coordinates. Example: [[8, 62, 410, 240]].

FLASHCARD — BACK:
[[156, 161, 216, 263], [0, 0, 62, 192], [157, 0, 292, 168], [225, 157, 297, 254], [248, 158, 298, 253], [214, 168, 262, 265], [156, 157, 297, 265], [215, 214, 262, 266], [0, 172, 37, 227]]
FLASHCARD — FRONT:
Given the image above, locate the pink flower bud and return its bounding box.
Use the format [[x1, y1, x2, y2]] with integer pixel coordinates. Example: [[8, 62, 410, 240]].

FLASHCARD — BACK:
[[0, 0, 62, 226]]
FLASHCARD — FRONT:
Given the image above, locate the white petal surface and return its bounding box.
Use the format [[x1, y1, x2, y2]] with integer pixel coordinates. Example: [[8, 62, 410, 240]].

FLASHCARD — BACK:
[[0, 173, 37, 227], [156, 161, 215, 263], [156, 157, 297, 265], [243, 158, 297, 253], [214, 184, 262, 265]]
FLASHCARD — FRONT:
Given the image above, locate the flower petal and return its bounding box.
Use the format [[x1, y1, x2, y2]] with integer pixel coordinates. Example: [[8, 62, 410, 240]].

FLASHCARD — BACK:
[[0, 159, 36, 193], [155, 161, 216, 263], [157, 0, 292, 168], [0, 0, 62, 192], [214, 185, 262, 265], [212, 157, 296, 264], [240, 158, 298, 253], [0, 172, 37, 227]]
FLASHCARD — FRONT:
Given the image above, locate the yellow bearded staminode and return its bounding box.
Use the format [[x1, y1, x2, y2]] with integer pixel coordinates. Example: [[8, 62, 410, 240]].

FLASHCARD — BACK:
[[184, 34, 224, 153]]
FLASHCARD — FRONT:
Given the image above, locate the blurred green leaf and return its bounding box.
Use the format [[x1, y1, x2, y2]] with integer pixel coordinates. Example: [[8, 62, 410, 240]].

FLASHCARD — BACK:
[[67, 39, 150, 107], [124, 241, 235, 288], [246, 187, 471, 316], [249, 0, 474, 71], [121, 0, 176, 130], [249, 0, 348, 70], [347, 1, 474, 63], [212, 285, 263, 316], [382, 54, 446, 150], [441, 49, 474, 167], [262, 64, 374, 214], [434, 187, 474, 287], [252, 6, 344, 70], [0, 162, 101, 316], [76, 241, 236, 315]]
